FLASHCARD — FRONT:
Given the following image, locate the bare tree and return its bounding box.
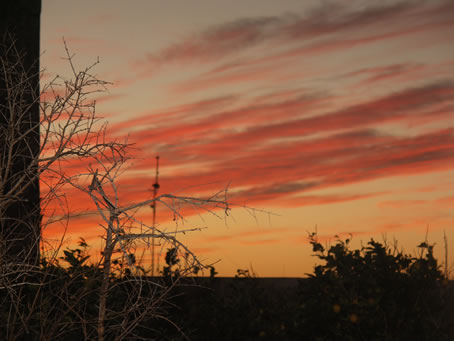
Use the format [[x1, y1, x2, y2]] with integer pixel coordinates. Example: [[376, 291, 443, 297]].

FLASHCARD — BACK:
[[0, 39, 246, 340]]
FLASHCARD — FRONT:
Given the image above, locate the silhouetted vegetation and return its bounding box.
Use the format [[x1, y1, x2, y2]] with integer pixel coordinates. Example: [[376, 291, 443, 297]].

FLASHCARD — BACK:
[[295, 233, 454, 340], [1, 240, 166, 340], [1, 233, 453, 339], [156, 234, 454, 340], [1, 34, 238, 339], [1, 8, 452, 338]]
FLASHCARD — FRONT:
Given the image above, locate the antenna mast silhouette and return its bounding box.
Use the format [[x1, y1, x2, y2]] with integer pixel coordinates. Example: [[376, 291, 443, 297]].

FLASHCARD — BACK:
[[151, 156, 160, 276]]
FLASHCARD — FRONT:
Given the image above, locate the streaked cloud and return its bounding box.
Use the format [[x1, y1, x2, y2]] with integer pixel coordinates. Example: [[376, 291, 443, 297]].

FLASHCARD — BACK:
[[136, 0, 454, 76], [41, 0, 454, 276]]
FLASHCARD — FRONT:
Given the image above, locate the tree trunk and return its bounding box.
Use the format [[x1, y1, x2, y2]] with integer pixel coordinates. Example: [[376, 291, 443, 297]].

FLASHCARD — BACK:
[[97, 214, 116, 341], [0, 0, 41, 267]]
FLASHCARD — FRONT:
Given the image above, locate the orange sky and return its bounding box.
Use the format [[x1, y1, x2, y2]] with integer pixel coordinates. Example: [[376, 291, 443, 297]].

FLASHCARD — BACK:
[[40, 0, 454, 277]]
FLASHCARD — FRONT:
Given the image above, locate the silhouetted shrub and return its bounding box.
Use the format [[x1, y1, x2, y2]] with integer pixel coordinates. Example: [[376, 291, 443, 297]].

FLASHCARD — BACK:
[[295, 234, 454, 340], [137, 234, 454, 340], [2, 235, 452, 340]]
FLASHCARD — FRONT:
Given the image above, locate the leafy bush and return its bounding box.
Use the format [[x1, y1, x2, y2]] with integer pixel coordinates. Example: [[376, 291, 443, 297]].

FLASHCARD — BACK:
[[133, 234, 454, 340], [2, 235, 452, 340], [0, 240, 172, 340], [296, 234, 454, 340]]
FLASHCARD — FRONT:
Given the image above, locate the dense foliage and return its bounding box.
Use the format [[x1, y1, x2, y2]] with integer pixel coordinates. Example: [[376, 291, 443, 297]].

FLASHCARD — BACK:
[[1, 235, 453, 340], [161, 235, 453, 340], [0, 240, 170, 340], [296, 234, 454, 340]]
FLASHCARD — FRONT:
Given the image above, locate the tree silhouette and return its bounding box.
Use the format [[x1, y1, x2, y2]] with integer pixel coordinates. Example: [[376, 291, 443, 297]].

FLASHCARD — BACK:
[[0, 1, 41, 266]]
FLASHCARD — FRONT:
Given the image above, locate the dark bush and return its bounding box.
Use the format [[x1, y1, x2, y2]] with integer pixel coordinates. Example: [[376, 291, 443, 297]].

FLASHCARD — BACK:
[[1, 235, 452, 340], [295, 234, 454, 340]]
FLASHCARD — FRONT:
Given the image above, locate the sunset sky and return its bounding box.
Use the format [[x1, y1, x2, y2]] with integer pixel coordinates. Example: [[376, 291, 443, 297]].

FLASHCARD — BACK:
[[40, 0, 454, 277]]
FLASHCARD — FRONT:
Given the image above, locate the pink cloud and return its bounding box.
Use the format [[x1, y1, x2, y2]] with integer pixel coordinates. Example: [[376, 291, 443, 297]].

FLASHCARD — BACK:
[[135, 0, 453, 75], [48, 113, 454, 218], [122, 81, 454, 173], [101, 77, 454, 209], [173, 65, 279, 94]]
